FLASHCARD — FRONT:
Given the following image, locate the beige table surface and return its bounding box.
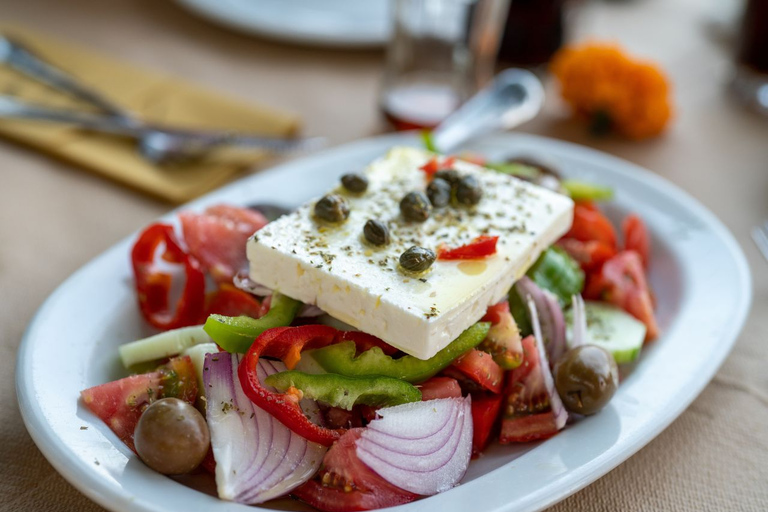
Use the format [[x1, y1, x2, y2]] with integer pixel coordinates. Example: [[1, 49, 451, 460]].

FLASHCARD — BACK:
[[2, 0, 767, 511]]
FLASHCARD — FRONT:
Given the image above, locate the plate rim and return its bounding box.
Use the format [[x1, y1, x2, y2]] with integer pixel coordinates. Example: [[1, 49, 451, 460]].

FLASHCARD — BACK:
[[16, 132, 753, 512]]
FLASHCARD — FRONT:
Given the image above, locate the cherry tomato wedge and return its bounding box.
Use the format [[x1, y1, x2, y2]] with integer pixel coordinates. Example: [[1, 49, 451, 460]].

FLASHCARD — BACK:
[[437, 235, 499, 260], [447, 349, 503, 394], [418, 377, 462, 401], [204, 284, 262, 318], [471, 393, 503, 456], [585, 250, 659, 341], [622, 214, 651, 268], [557, 237, 617, 273], [131, 223, 206, 330], [292, 429, 419, 511], [565, 202, 617, 248]]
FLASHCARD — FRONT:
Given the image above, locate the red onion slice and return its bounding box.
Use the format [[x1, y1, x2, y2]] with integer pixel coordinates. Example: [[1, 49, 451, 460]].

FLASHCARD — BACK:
[[570, 294, 588, 348], [233, 270, 272, 296], [355, 397, 472, 496], [527, 298, 569, 431], [204, 353, 326, 504], [515, 276, 567, 365]]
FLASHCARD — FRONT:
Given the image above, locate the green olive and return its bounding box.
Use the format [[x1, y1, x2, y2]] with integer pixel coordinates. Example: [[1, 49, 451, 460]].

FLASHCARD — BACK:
[[554, 345, 618, 415], [314, 194, 350, 223], [134, 398, 210, 475], [363, 219, 390, 246], [455, 175, 482, 206], [400, 191, 432, 222], [399, 246, 436, 272], [434, 169, 460, 185], [427, 178, 451, 208], [341, 173, 368, 193]]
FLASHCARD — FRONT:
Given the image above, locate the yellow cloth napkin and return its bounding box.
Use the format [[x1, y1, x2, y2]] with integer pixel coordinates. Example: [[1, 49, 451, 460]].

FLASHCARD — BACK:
[[0, 26, 301, 203]]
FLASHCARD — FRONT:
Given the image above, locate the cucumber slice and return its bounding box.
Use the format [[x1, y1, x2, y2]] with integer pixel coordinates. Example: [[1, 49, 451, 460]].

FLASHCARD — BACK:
[[566, 301, 645, 364], [182, 342, 219, 392], [119, 325, 210, 368]]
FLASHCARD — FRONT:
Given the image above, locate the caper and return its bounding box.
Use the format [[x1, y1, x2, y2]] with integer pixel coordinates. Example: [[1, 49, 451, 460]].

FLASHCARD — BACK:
[[554, 345, 618, 415], [455, 175, 483, 206], [434, 169, 460, 185], [314, 194, 350, 223], [341, 173, 368, 193], [134, 398, 210, 475], [427, 178, 451, 208], [363, 219, 390, 246], [399, 246, 436, 272], [400, 191, 432, 222]]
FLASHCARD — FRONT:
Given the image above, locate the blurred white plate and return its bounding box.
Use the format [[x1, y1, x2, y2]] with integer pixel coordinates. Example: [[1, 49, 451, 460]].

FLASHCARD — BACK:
[[175, 0, 392, 48], [17, 133, 751, 512]]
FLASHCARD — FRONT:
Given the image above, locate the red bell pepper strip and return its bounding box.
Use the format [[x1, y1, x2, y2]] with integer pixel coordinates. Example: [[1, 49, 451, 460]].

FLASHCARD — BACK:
[[239, 325, 366, 446], [419, 156, 456, 179], [438, 235, 499, 260], [131, 223, 206, 330]]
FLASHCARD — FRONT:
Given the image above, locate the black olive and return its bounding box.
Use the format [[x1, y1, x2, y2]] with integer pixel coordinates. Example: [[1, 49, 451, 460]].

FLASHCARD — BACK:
[[400, 191, 432, 222], [314, 194, 350, 223], [363, 219, 390, 246], [427, 178, 451, 208], [341, 173, 368, 193], [455, 175, 482, 206], [399, 246, 436, 272], [554, 345, 618, 415], [434, 169, 460, 185]]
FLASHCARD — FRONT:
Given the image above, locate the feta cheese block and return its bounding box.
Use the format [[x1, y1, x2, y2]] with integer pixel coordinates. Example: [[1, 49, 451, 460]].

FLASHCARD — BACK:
[[247, 147, 574, 360]]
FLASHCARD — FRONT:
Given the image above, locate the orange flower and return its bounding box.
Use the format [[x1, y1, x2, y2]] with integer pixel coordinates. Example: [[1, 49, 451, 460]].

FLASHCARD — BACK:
[[550, 43, 673, 139]]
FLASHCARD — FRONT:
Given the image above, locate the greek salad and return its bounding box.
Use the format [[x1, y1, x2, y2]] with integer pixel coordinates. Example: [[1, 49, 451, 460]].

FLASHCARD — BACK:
[[81, 146, 658, 512]]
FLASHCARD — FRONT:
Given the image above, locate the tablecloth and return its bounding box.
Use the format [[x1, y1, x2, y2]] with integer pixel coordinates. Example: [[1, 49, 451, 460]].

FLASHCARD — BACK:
[[2, 0, 766, 510]]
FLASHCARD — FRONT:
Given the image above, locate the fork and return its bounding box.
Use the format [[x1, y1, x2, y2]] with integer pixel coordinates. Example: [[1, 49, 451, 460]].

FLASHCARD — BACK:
[[751, 222, 768, 261]]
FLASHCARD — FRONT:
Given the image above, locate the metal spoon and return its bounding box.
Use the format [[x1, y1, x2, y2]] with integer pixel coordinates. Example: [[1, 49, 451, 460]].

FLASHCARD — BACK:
[[430, 68, 545, 153]]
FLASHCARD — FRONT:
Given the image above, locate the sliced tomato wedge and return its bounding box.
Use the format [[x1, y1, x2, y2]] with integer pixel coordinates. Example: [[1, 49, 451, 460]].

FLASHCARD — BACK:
[[480, 301, 523, 370], [446, 349, 503, 394], [292, 429, 419, 511], [80, 356, 198, 452], [586, 250, 659, 341], [499, 336, 562, 443], [557, 237, 617, 274], [622, 214, 651, 269], [565, 202, 617, 248], [471, 393, 503, 456], [204, 283, 262, 318], [179, 204, 268, 284], [437, 235, 499, 260], [418, 377, 462, 401]]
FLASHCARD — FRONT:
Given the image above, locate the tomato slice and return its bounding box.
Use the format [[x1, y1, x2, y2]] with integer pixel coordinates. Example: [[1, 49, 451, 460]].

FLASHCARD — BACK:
[[557, 237, 617, 273], [588, 250, 659, 341], [622, 214, 651, 268], [418, 377, 462, 401], [499, 336, 562, 443], [292, 429, 419, 511], [204, 284, 262, 318], [471, 393, 503, 456], [447, 349, 503, 394], [80, 356, 198, 452], [179, 204, 268, 284], [437, 235, 499, 260], [565, 202, 618, 248]]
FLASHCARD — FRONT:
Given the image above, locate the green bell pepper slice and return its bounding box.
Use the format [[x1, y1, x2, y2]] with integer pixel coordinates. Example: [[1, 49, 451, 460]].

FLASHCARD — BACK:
[[525, 247, 584, 307], [309, 322, 491, 384], [264, 371, 422, 410], [562, 180, 614, 201], [203, 292, 302, 353]]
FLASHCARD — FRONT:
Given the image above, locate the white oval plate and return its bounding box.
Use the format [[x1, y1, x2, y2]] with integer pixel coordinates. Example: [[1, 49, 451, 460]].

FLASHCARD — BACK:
[[17, 133, 751, 512], [174, 0, 391, 48]]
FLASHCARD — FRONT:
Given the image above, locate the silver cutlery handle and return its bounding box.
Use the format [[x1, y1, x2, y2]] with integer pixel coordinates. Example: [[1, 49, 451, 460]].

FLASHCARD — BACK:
[[431, 69, 545, 154]]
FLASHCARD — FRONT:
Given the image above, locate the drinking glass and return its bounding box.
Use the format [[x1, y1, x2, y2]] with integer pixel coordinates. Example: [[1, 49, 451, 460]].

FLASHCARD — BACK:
[[379, 0, 511, 130], [731, 0, 768, 115]]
